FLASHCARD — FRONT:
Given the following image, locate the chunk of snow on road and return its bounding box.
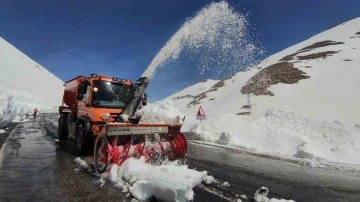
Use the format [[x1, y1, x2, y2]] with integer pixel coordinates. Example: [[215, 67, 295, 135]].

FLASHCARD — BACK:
[[254, 187, 295, 202], [203, 175, 215, 185], [136, 100, 185, 125], [192, 107, 360, 165], [254, 187, 269, 202], [109, 156, 209, 202], [74, 157, 90, 171], [96, 178, 105, 187], [115, 157, 153, 183], [146, 165, 207, 202], [240, 194, 248, 200], [222, 181, 230, 187], [0, 129, 5, 134], [129, 180, 152, 201], [236, 199, 242, 202], [122, 185, 129, 193]]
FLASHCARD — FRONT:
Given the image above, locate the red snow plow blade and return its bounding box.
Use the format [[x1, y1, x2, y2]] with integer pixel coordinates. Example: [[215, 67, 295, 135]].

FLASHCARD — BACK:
[[94, 123, 187, 173]]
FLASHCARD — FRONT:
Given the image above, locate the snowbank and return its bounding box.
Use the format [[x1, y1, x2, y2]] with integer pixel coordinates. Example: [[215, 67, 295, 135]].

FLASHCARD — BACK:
[[136, 100, 185, 125], [0, 86, 57, 122], [109, 157, 209, 202], [191, 107, 360, 165]]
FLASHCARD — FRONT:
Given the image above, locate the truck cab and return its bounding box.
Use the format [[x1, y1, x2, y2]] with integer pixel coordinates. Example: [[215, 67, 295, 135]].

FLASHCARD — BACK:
[[58, 73, 147, 154]]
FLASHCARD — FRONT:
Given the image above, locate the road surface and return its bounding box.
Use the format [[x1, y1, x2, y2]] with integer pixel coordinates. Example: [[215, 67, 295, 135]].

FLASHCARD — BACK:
[[0, 116, 359, 202]]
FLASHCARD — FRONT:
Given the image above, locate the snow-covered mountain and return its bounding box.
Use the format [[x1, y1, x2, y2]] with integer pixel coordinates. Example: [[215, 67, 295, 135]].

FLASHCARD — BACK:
[[157, 17, 360, 166], [0, 37, 64, 121], [165, 17, 360, 128]]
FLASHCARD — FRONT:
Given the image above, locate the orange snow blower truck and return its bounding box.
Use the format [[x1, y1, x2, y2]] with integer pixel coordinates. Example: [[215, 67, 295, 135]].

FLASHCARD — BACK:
[[58, 73, 187, 173]]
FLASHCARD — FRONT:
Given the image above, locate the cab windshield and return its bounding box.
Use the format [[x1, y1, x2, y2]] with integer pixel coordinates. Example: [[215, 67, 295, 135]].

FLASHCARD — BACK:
[[92, 80, 131, 108]]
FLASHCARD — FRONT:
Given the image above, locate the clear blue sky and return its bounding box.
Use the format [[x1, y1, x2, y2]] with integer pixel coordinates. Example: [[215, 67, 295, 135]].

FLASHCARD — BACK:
[[1, 0, 359, 101]]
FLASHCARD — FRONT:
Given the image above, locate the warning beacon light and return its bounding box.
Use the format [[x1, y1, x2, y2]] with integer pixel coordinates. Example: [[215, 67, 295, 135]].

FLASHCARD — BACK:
[[112, 77, 127, 82]]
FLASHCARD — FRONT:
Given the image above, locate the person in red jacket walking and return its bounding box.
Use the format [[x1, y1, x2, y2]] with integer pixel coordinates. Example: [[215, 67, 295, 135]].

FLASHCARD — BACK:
[[33, 108, 38, 118]]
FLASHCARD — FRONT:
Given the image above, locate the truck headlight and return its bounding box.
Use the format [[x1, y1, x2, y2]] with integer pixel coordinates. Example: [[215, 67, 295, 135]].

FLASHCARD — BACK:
[[101, 113, 110, 121]]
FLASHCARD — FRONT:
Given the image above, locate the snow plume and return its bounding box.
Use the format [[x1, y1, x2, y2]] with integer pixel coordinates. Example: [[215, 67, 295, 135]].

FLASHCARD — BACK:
[[142, 1, 264, 80], [109, 157, 210, 202], [192, 107, 360, 165]]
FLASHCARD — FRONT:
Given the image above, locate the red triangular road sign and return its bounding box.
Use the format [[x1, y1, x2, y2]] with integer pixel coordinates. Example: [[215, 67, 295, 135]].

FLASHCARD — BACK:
[[196, 106, 206, 117]]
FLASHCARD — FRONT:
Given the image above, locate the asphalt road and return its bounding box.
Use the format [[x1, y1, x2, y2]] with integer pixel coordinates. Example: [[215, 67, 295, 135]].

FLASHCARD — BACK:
[[0, 117, 359, 202]]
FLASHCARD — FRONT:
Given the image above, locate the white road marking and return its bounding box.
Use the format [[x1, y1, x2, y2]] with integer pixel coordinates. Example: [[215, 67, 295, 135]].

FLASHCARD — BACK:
[[198, 184, 233, 201]]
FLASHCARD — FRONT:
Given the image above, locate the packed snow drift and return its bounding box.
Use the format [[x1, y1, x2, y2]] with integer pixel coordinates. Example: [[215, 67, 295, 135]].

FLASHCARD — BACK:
[[142, 99, 360, 166], [0, 86, 57, 122], [136, 100, 185, 125], [110, 157, 208, 202], [191, 106, 360, 165]]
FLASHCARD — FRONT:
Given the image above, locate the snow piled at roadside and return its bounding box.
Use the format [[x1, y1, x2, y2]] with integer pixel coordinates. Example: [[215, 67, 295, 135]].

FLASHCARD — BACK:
[[108, 157, 209, 202], [136, 100, 185, 125], [191, 107, 360, 165], [75, 157, 296, 202], [0, 86, 57, 122]]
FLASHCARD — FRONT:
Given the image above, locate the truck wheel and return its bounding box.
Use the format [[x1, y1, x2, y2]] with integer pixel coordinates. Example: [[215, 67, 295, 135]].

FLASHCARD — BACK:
[[94, 134, 109, 174], [58, 116, 68, 139], [76, 124, 86, 154]]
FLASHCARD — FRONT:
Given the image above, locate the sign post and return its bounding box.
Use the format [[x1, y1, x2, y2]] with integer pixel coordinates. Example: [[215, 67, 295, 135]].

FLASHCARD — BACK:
[[196, 106, 206, 121]]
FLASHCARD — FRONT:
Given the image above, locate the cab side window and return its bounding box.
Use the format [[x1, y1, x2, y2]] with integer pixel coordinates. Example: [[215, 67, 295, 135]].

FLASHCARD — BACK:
[[78, 81, 90, 103], [85, 85, 91, 103]]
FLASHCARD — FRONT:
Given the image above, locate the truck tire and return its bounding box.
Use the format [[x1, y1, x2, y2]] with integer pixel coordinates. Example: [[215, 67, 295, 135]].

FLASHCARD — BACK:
[[94, 134, 109, 174], [76, 124, 86, 154], [58, 114, 69, 139]]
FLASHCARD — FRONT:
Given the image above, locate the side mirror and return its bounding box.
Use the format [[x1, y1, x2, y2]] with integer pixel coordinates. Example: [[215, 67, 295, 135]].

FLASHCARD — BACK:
[[76, 94, 84, 101]]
